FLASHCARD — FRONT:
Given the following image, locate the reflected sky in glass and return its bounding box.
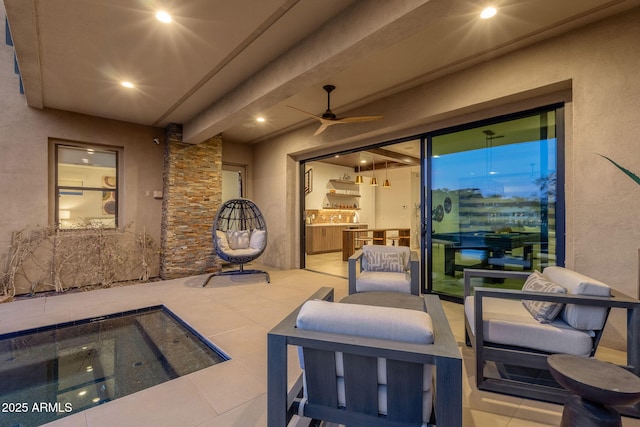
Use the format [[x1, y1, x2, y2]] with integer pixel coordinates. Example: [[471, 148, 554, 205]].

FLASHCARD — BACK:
[[432, 139, 556, 198]]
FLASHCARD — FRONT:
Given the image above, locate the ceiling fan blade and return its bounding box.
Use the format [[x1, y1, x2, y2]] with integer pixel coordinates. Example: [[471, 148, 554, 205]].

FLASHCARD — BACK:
[[334, 115, 384, 123], [289, 86, 383, 136], [313, 120, 337, 136], [287, 105, 322, 121]]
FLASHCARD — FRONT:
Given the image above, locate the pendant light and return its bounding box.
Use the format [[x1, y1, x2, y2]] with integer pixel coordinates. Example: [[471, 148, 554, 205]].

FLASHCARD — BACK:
[[383, 161, 391, 188], [370, 157, 378, 186], [355, 154, 364, 184]]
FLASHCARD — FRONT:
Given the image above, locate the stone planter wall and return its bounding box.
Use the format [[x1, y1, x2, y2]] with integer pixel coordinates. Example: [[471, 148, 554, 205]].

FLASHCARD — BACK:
[[160, 124, 222, 279]]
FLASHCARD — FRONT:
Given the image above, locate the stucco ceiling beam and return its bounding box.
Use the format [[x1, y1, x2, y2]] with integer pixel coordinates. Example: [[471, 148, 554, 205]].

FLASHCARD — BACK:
[[4, 0, 44, 109], [183, 0, 449, 144]]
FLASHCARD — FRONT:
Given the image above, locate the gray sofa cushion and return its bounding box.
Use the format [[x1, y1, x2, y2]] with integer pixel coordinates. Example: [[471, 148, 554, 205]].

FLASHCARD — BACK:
[[465, 296, 595, 356], [356, 271, 412, 294]]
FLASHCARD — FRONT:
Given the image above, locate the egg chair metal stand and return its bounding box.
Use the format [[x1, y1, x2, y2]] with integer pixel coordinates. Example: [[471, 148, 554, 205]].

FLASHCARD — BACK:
[[202, 198, 270, 287]]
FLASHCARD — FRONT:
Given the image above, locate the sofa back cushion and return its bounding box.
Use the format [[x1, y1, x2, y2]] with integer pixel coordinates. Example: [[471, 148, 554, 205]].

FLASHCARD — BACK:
[[543, 266, 610, 330], [296, 299, 433, 344]]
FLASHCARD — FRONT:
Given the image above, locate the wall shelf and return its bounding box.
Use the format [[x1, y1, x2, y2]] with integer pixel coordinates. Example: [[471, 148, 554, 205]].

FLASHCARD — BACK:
[[327, 193, 361, 198], [326, 178, 360, 209], [329, 179, 356, 185]]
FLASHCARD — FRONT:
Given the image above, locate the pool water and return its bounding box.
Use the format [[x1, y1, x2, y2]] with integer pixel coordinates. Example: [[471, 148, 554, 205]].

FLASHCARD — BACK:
[[0, 306, 228, 427]]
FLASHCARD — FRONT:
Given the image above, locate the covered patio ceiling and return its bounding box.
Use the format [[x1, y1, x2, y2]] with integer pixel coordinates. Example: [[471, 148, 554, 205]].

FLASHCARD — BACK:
[[5, 0, 640, 145]]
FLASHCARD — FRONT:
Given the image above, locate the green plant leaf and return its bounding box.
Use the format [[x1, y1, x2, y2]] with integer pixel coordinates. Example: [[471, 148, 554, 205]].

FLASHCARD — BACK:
[[598, 154, 640, 186]]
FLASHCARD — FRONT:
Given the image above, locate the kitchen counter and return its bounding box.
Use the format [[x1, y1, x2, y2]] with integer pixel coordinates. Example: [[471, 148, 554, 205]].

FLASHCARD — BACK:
[[305, 224, 367, 254], [307, 223, 362, 227]]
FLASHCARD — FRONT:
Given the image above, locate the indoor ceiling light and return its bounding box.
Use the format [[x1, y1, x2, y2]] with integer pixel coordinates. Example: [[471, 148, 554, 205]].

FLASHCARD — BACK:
[[155, 11, 172, 23], [370, 158, 378, 186], [480, 6, 497, 19], [256, 117, 265, 123], [120, 81, 135, 89], [355, 155, 363, 184], [383, 161, 391, 188]]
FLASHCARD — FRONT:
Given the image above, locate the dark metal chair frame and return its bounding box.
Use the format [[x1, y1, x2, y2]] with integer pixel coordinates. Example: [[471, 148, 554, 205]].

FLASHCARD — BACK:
[[268, 287, 463, 427], [202, 198, 270, 286], [348, 248, 420, 295], [463, 268, 640, 412]]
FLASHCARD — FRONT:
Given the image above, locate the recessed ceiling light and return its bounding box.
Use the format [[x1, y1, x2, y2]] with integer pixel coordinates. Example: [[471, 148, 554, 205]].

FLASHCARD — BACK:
[[155, 11, 172, 23], [480, 6, 497, 19], [256, 117, 266, 123], [121, 81, 135, 89]]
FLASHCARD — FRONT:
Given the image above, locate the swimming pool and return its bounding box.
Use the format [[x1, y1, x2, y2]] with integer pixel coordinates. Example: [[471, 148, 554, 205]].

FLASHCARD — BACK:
[[0, 306, 228, 426]]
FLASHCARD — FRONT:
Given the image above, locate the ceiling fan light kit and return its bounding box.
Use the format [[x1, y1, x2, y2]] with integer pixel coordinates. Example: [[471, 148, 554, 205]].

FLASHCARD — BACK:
[[288, 85, 383, 135]]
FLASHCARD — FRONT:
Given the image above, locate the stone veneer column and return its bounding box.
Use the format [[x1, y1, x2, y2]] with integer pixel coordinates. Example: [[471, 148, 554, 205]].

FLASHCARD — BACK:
[[160, 124, 221, 279]]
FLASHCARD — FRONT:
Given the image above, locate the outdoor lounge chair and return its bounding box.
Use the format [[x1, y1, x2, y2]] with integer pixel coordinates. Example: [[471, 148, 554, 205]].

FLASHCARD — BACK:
[[267, 287, 462, 427], [348, 245, 420, 295], [202, 198, 269, 286], [463, 266, 640, 409]]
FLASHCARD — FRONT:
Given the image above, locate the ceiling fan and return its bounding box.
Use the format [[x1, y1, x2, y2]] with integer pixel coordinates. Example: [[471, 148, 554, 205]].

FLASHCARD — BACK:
[[288, 85, 383, 136]]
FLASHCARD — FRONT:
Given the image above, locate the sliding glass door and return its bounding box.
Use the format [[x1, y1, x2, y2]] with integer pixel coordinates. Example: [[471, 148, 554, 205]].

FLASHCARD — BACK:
[[425, 106, 563, 299]]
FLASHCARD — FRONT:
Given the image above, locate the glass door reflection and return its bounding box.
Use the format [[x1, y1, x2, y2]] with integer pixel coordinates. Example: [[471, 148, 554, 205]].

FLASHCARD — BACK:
[[428, 109, 560, 299]]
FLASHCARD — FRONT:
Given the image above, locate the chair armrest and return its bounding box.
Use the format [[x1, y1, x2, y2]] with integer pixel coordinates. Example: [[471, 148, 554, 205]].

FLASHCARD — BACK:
[[268, 287, 334, 427], [409, 250, 420, 295], [463, 268, 530, 298], [348, 250, 364, 295], [474, 286, 638, 307]]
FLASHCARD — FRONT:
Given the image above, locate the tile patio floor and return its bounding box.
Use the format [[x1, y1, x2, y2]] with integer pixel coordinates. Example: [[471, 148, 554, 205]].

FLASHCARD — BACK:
[[1, 266, 639, 427]]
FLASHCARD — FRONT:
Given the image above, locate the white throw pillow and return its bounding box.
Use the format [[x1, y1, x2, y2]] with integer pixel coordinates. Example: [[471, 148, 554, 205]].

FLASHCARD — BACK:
[[521, 270, 566, 323], [226, 230, 250, 249], [249, 229, 266, 250], [216, 230, 230, 251]]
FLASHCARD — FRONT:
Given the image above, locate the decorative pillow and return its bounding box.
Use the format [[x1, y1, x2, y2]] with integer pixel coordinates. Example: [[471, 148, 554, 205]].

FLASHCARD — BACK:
[[226, 230, 250, 250], [542, 266, 611, 330], [363, 249, 405, 273], [215, 230, 230, 251], [249, 229, 266, 250], [521, 270, 566, 323]]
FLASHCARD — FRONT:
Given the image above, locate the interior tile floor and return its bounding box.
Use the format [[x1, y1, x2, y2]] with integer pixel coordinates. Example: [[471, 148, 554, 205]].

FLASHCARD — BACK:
[[1, 265, 639, 427]]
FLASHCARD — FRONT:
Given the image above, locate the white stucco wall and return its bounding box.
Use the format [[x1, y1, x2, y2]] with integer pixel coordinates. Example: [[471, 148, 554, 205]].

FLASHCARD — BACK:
[[253, 8, 640, 302]]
